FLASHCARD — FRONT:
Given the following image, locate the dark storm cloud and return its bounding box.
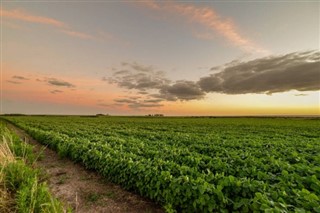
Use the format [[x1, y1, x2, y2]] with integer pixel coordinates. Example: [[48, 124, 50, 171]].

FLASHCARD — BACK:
[[12, 75, 29, 80], [199, 50, 320, 94], [47, 78, 75, 88]]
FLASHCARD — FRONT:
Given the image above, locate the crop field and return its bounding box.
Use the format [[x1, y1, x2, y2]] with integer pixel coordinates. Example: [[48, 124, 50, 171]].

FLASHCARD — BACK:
[[3, 116, 320, 212]]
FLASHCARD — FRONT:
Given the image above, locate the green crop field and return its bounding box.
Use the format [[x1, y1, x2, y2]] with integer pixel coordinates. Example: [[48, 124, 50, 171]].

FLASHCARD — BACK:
[[3, 116, 320, 212]]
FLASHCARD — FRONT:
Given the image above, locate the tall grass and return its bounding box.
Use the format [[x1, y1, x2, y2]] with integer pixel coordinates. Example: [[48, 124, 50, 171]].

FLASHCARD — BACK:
[[0, 122, 67, 213], [0, 132, 15, 212]]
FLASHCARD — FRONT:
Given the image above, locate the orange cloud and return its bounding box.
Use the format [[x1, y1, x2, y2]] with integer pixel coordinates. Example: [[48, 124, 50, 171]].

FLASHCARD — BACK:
[[0, 7, 100, 41], [139, 0, 267, 53], [60, 29, 95, 40], [0, 7, 66, 28]]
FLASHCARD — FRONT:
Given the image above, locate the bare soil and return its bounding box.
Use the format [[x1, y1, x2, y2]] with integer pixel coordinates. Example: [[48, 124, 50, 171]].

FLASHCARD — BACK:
[[8, 124, 164, 213]]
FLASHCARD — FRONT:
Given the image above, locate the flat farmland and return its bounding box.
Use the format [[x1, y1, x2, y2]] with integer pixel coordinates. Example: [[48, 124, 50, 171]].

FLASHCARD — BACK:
[[4, 116, 320, 212]]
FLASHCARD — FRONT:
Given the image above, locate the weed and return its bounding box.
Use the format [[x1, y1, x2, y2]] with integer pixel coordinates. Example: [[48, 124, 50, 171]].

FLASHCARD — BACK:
[[0, 122, 66, 212], [57, 174, 68, 185], [85, 192, 101, 203], [105, 191, 115, 199]]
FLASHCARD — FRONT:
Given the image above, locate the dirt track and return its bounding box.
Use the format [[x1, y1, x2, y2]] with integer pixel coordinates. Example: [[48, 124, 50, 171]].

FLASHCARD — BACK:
[[8, 123, 164, 213]]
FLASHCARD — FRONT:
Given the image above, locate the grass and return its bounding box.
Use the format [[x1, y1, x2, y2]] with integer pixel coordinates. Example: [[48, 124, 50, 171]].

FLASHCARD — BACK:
[[85, 192, 101, 203], [57, 175, 68, 185], [0, 122, 67, 213]]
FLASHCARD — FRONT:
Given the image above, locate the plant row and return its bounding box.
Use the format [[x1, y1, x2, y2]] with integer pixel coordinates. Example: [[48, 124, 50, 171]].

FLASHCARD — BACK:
[[4, 116, 320, 212]]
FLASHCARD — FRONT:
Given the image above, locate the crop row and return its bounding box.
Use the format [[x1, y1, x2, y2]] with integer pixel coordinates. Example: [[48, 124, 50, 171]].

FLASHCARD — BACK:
[[4, 116, 320, 212]]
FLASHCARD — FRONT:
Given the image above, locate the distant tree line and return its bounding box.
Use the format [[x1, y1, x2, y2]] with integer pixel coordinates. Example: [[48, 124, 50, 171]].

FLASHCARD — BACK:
[[146, 114, 164, 117]]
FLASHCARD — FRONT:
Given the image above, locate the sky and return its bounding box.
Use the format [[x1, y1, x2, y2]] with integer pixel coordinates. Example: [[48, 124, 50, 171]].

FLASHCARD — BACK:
[[1, 0, 319, 116]]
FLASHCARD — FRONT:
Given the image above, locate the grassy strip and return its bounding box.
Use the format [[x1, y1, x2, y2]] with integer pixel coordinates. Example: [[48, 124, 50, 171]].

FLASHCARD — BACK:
[[0, 122, 67, 213]]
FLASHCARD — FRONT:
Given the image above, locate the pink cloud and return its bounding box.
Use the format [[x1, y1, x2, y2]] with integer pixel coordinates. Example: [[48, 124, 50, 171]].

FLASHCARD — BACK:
[[139, 0, 267, 53], [0, 7, 101, 41], [60, 29, 95, 40], [0, 7, 67, 28]]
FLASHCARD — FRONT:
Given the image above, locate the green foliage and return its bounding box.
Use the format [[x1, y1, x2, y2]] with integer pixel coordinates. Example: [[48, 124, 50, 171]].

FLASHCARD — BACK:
[[15, 175, 62, 213], [4, 116, 320, 212], [85, 192, 101, 203], [0, 121, 65, 213], [9, 134, 35, 162], [0, 123, 35, 162], [3, 161, 37, 191]]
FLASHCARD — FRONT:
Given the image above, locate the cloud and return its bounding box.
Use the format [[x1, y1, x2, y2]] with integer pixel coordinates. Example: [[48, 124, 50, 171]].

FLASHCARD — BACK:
[[47, 78, 75, 88], [128, 103, 164, 108], [7, 80, 21, 84], [139, 0, 267, 53], [0, 7, 99, 41], [114, 98, 163, 109], [60, 29, 95, 40], [12, 75, 29, 80], [138, 91, 149, 95], [144, 99, 163, 103], [101, 77, 108, 81], [7, 75, 29, 84], [126, 62, 154, 72], [108, 62, 207, 105], [114, 98, 137, 104], [158, 80, 205, 101], [107, 50, 319, 108], [108, 62, 171, 91], [0, 7, 66, 28], [50, 90, 63, 94], [113, 70, 131, 75], [198, 50, 320, 94]]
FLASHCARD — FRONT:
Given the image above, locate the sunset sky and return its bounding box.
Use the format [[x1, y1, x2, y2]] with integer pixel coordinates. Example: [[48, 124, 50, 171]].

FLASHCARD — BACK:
[[1, 0, 319, 116]]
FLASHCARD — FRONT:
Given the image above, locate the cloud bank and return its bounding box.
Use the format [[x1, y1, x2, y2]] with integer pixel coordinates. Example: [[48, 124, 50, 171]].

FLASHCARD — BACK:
[[107, 50, 319, 108], [198, 50, 320, 94], [108, 62, 205, 106]]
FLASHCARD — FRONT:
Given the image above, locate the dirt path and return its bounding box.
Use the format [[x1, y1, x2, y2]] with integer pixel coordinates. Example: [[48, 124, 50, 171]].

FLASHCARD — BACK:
[[8, 124, 164, 213]]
